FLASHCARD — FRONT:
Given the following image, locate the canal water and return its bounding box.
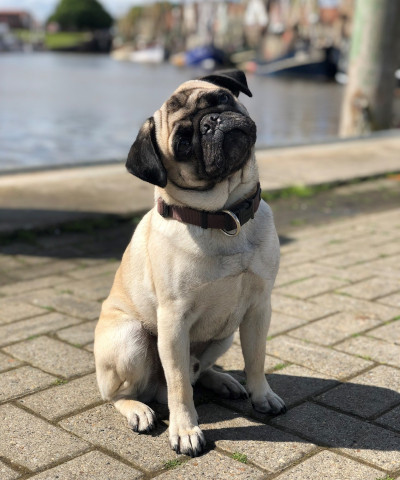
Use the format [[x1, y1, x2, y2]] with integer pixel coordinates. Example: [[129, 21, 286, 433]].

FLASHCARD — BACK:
[[0, 52, 344, 172]]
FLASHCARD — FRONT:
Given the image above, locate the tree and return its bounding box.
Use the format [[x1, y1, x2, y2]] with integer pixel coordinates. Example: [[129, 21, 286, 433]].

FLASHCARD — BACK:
[[48, 0, 113, 31], [339, 0, 400, 136]]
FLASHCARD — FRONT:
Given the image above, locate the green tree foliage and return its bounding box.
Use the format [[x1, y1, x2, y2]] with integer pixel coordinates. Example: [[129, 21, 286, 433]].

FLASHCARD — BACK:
[[48, 0, 113, 31]]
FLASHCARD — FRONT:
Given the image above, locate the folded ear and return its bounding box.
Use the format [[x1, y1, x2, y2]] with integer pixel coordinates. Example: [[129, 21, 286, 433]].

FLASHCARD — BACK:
[[198, 69, 252, 98], [126, 116, 167, 188]]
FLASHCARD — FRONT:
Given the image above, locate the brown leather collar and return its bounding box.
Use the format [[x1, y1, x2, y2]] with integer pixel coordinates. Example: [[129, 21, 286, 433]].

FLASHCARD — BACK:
[[157, 183, 261, 236]]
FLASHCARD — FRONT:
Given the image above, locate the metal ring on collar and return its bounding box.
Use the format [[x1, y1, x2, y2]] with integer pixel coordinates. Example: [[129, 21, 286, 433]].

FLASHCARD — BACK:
[[221, 210, 241, 237]]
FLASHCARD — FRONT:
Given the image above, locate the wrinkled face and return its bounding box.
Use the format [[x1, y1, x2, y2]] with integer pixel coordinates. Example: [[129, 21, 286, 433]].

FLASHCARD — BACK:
[[155, 80, 257, 189]]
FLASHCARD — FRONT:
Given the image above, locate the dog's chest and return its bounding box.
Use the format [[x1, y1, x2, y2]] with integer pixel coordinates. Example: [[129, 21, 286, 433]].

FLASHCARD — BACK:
[[186, 265, 266, 342], [147, 206, 279, 341]]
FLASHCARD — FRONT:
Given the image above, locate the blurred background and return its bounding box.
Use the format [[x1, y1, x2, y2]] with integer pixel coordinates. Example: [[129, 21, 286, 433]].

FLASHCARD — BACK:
[[0, 0, 399, 173]]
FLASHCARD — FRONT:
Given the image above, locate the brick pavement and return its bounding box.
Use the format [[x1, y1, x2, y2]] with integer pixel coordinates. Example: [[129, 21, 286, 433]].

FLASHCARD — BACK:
[[0, 206, 399, 479]]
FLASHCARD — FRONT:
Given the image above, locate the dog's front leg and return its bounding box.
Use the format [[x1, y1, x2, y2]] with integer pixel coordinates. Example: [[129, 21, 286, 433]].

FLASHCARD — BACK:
[[157, 306, 206, 457], [240, 298, 287, 415]]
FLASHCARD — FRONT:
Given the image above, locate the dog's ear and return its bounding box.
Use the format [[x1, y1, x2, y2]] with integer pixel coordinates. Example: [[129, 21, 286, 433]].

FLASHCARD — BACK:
[[199, 69, 252, 98], [126, 116, 167, 188]]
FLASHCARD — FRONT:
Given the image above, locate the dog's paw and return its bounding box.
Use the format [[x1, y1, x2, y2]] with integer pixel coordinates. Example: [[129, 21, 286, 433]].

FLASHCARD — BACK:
[[251, 390, 287, 415], [169, 425, 206, 457], [168, 406, 206, 457], [199, 369, 248, 400], [127, 403, 157, 433]]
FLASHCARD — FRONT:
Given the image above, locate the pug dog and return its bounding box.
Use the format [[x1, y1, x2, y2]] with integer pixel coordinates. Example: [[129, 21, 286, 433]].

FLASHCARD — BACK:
[[94, 70, 286, 458]]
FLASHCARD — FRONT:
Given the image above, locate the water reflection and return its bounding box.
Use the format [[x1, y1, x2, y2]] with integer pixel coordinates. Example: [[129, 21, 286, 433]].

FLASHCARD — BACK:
[[0, 52, 343, 171]]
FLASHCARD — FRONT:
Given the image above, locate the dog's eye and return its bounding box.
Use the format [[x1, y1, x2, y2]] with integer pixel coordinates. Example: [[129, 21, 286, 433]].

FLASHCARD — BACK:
[[177, 137, 192, 155], [218, 93, 230, 104]]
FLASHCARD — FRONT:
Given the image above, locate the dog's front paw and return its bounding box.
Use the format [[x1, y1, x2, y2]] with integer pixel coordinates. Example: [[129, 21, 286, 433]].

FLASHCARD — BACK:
[[251, 389, 287, 415], [127, 403, 157, 433], [169, 424, 206, 457], [168, 408, 206, 457]]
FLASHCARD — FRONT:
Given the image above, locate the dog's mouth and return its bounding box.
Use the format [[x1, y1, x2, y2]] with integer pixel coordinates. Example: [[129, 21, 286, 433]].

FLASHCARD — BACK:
[[198, 110, 257, 179]]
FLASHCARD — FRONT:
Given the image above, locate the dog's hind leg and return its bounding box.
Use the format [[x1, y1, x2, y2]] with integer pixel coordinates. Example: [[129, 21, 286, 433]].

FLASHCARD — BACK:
[[196, 335, 248, 399], [94, 318, 159, 433]]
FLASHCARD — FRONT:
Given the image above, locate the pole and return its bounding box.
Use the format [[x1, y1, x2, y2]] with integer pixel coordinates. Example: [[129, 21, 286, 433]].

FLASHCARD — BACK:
[[339, 0, 400, 137]]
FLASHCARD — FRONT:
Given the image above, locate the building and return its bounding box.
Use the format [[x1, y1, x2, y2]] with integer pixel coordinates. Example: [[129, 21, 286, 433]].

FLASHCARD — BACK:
[[0, 10, 35, 30]]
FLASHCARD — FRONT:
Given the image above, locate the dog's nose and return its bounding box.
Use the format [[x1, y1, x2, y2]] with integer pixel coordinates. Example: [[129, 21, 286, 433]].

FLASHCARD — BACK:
[[200, 113, 221, 134]]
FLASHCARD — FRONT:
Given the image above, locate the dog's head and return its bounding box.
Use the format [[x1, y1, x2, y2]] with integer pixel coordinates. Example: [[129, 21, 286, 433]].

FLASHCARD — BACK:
[[126, 70, 257, 191]]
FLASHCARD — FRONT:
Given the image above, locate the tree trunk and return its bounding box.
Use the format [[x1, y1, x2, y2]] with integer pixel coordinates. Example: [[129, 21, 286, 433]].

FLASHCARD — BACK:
[[339, 0, 400, 137]]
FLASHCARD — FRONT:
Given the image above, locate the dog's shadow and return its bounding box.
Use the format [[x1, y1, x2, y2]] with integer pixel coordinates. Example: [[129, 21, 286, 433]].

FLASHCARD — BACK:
[[0, 213, 294, 259], [150, 371, 400, 454]]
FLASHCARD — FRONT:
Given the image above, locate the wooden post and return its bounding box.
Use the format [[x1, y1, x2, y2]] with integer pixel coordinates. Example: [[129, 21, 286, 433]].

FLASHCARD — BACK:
[[339, 0, 400, 136]]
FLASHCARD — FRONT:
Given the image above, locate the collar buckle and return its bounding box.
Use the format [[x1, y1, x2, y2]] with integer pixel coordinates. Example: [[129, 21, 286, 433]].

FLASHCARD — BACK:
[[160, 201, 170, 218], [221, 210, 241, 237]]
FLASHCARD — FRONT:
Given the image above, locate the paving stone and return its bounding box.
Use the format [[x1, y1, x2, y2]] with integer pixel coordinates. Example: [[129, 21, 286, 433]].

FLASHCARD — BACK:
[[56, 320, 97, 346], [0, 272, 15, 288], [0, 298, 46, 324], [376, 405, 400, 433], [378, 292, 400, 308], [0, 460, 20, 480], [65, 262, 119, 280], [84, 342, 94, 352], [268, 312, 309, 336], [336, 336, 400, 367], [14, 255, 56, 266], [36, 232, 92, 249], [0, 275, 68, 296], [271, 402, 400, 470], [74, 258, 108, 268], [279, 250, 318, 268], [316, 365, 400, 418], [215, 343, 245, 373], [0, 366, 56, 402], [315, 248, 380, 267], [274, 268, 310, 288], [274, 450, 383, 480], [337, 277, 400, 301], [59, 403, 180, 472], [156, 450, 264, 480], [267, 336, 373, 379], [19, 373, 102, 420], [340, 428, 400, 471], [348, 255, 400, 280], [271, 293, 336, 320], [0, 351, 22, 372], [275, 276, 348, 299], [0, 254, 25, 270], [374, 241, 400, 256], [214, 343, 278, 375], [196, 404, 316, 473], [11, 260, 79, 281], [368, 319, 400, 345], [267, 364, 338, 407], [0, 404, 89, 472], [288, 312, 380, 346], [29, 450, 144, 480], [53, 276, 113, 302], [0, 242, 43, 257], [277, 262, 370, 284], [271, 402, 356, 446], [0, 313, 82, 347], [311, 293, 399, 321], [23, 289, 101, 320], [4, 336, 95, 377]]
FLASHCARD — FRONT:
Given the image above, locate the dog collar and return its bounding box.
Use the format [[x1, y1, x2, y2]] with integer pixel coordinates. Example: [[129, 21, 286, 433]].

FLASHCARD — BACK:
[[157, 183, 261, 237]]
